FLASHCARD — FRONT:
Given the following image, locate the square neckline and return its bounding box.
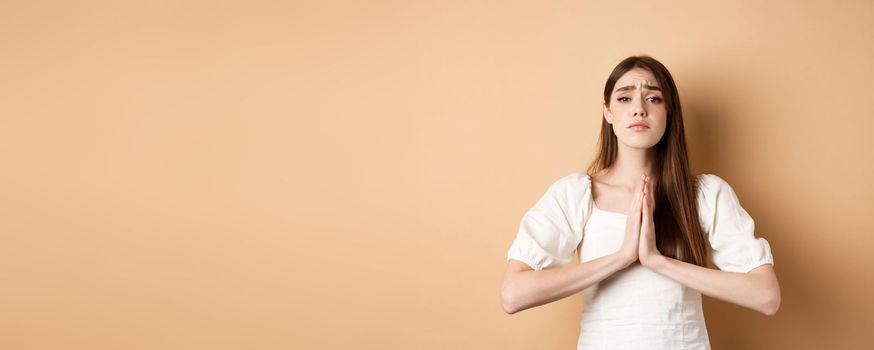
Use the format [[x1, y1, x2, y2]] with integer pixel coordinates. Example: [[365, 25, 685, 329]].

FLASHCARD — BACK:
[[587, 174, 630, 218], [586, 173, 709, 220], [591, 201, 629, 218]]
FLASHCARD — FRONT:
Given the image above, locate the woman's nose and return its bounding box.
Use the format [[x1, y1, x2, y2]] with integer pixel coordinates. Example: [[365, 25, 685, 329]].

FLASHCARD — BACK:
[[632, 98, 646, 117]]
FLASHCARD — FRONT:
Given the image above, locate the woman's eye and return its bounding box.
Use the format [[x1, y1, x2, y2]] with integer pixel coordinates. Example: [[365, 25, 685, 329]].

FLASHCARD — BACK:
[[617, 97, 630, 102], [648, 97, 663, 103]]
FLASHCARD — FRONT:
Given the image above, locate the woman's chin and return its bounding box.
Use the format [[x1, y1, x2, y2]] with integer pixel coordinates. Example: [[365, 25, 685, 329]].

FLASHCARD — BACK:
[[619, 140, 660, 150]]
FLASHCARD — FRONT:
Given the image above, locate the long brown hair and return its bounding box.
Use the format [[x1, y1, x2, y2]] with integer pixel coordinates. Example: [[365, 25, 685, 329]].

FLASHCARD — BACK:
[[587, 55, 708, 267]]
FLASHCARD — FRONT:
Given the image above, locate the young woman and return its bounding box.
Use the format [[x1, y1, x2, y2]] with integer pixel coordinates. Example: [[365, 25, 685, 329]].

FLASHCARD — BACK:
[[500, 55, 781, 349]]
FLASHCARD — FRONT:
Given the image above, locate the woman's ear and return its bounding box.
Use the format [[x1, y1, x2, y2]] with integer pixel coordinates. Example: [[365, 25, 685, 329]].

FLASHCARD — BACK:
[[602, 100, 613, 124]]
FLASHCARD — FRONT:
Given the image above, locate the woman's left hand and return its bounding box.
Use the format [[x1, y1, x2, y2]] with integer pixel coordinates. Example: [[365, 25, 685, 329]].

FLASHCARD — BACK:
[[639, 176, 663, 267]]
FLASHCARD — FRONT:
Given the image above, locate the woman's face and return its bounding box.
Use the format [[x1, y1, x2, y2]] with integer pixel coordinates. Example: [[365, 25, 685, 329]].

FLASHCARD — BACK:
[[603, 67, 668, 150]]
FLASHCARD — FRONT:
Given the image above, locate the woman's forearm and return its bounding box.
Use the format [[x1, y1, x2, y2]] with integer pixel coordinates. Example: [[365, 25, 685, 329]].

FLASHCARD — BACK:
[[501, 253, 632, 314], [648, 256, 781, 315]]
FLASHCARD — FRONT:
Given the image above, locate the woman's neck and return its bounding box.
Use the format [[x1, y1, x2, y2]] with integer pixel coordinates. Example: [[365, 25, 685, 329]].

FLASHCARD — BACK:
[[602, 144, 656, 190]]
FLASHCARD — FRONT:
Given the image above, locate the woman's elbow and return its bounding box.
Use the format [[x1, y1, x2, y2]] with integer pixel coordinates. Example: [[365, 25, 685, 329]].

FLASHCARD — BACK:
[[759, 289, 781, 316], [501, 274, 532, 315], [501, 261, 538, 315], [749, 265, 781, 316], [501, 286, 522, 315]]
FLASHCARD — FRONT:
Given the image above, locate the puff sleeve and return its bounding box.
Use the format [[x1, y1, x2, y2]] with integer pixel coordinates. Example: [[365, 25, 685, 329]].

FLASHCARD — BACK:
[[506, 173, 590, 271], [697, 174, 775, 273]]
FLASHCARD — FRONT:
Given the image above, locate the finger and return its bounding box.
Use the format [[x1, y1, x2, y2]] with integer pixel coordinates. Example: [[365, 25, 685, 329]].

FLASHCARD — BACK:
[[631, 178, 644, 211], [635, 183, 644, 212], [643, 190, 655, 224], [634, 184, 645, 227], [646, 178, 655, 210], [644, 176, 652, 204], [640, 175, 647, 197], [641, 191, 652, 232], [641, 176, 648, 201], [642, 189, 650, 215]]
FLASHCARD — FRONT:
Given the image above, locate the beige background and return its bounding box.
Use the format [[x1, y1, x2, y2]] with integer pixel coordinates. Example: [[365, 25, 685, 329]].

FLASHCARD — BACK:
[[2, 1, 873, 349]]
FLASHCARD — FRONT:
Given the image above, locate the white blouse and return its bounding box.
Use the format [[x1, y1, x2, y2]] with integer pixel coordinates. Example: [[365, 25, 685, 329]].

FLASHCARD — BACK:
[[506, 172, 774, 350]]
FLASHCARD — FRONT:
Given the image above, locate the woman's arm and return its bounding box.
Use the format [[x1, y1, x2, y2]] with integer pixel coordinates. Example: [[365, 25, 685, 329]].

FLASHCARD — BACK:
[[501, 252, 632, 315], [647, 257, 781, 315], [638, 176, 781, 316], [502, 175, 648, 315]]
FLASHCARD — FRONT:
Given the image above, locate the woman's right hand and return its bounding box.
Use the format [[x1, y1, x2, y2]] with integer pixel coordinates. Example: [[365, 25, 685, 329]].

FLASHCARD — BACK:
[[617, 175, 647, 267]]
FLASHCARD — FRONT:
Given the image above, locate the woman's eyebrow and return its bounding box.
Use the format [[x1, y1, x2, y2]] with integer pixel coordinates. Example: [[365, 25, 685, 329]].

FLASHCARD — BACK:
[[614, 85, 662, 92]]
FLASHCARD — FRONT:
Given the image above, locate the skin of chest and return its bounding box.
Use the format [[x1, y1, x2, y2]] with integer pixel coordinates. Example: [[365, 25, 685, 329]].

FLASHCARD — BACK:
[[591, 179, 638, 216]]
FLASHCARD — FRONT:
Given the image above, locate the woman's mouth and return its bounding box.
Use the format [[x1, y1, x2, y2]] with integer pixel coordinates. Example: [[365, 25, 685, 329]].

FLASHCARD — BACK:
[[629, 123, 650, 131]]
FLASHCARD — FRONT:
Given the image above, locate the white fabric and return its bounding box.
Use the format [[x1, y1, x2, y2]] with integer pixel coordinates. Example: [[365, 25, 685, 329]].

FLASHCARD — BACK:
[[505, 172, 774, 349]]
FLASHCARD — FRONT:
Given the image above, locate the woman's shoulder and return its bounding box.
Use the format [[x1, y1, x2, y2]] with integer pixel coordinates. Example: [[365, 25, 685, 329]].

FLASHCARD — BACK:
[[546, 172, 735, 197], [541, 172, 593, 199], [558, 171, 592, 184], [693, 173, 732, 191], [693, 173, 742, 205], [553, 171, 593, 190]]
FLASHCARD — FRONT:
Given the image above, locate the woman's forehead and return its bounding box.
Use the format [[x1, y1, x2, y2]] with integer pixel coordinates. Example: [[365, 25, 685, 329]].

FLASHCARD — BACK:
[[616, 68, 659, 88]]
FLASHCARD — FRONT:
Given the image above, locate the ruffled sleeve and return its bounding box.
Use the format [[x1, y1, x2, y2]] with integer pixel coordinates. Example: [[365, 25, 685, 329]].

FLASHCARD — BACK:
[[697, 174, 775, 273], [506, 173, 591, 271]]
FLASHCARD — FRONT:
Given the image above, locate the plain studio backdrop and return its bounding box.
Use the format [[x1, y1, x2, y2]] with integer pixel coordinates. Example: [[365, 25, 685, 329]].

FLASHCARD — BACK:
[[2, 1, 873, 349]]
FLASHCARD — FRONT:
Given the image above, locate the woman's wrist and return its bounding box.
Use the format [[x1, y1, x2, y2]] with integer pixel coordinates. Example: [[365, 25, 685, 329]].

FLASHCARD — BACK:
[[642, 253, 668, 270], [613, 251, 637, 269]]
